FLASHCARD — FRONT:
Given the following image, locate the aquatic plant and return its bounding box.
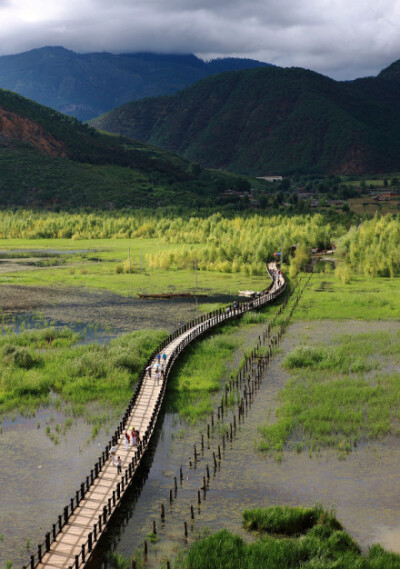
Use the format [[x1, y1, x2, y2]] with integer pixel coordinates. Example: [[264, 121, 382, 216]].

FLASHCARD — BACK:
[[176, 506, 397, 569], [259, 329, 400, 454]]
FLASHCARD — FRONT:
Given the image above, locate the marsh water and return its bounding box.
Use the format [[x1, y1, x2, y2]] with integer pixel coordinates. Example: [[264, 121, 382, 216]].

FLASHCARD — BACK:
[[1, 303, 400, 567]]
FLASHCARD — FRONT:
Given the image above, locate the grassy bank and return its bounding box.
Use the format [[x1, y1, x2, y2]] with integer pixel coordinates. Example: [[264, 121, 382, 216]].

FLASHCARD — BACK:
[[173, 506, 400, 569]]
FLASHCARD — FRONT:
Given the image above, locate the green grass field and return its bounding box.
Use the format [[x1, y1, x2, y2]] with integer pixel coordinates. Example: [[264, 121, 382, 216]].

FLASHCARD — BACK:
[[295, 272, 400, 320], [0, 237, 268, 297]]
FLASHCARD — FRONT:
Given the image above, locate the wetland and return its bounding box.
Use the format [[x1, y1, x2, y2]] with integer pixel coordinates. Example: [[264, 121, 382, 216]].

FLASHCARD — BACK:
[[1, 212, 400, 568]]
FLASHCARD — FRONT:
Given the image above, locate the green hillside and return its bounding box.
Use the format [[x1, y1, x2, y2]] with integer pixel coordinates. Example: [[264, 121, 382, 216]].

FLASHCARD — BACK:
[[0, 47, 270, 121], [90, 64, 400, 176], [0, 88, 250, 209]]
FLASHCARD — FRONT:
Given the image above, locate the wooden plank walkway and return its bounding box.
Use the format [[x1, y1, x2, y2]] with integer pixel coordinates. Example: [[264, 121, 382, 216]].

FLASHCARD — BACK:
[[27, 263, 285, 569]]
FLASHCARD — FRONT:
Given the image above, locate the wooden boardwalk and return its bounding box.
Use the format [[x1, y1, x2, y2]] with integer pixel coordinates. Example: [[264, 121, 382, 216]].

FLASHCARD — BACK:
[[28, 264, 285, 569]]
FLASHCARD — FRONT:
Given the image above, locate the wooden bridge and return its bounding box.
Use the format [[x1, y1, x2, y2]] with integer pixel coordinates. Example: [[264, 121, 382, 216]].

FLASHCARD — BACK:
[[25, 263, 286, 569]]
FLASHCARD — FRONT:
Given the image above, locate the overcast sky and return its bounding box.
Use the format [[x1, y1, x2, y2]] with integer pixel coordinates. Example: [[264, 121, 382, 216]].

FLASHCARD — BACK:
[[1, 0, 400, 79]]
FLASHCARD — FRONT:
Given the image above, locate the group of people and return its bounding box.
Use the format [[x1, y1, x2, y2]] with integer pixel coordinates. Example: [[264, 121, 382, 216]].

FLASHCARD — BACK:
[[110, 354, 169, 474], [146, 352, 167, 384], [124, 427, 141, 450], [109, 426, 141, 473]]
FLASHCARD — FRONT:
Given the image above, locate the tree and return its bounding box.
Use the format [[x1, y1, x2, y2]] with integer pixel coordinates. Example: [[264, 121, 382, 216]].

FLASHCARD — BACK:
[[279, 178, 291, 192]]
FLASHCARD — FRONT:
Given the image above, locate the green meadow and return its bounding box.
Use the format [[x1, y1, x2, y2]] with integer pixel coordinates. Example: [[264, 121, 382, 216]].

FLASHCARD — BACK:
[[295, 272, 400, 321], [0, 237, 267, 297]]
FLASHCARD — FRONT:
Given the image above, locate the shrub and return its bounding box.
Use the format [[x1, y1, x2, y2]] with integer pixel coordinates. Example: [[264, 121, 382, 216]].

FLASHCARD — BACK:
[[242, 505, 326, 536]]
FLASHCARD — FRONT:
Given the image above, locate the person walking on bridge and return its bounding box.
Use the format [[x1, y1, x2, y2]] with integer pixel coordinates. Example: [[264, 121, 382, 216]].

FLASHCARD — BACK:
[[110, 446, 116, 466], [131, 428, 137, 447]]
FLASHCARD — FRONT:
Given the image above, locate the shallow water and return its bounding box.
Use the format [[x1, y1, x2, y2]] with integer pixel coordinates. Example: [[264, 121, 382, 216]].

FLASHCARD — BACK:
[[0, 312, 119, 345], [0, 410, 111, 567], [0, 285, 235, 334], [86, 320, 400, 567], [2, 320, 400, 568]]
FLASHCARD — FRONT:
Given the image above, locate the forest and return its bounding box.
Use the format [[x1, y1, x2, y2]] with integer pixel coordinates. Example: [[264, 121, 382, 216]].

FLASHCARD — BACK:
[[1, 210, 399, 277]]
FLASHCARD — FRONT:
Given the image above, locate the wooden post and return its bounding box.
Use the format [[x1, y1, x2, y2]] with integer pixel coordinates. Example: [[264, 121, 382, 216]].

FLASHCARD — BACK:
[[161, 503, 165, 519], [191, 505, 194, 519]]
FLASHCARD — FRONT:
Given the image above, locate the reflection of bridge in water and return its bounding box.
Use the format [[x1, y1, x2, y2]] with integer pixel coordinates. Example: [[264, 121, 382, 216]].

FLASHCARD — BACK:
[[28, 263, 286, 569]]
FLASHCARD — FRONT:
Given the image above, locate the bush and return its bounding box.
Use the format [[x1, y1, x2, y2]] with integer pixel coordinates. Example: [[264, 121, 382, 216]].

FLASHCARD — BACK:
[[3, 345, 38, 369], [242, 505, 326, 536]]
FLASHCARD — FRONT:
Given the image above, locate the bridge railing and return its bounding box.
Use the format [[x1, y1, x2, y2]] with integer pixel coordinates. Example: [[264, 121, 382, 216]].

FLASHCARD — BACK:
[[23, 265, 286, 569]]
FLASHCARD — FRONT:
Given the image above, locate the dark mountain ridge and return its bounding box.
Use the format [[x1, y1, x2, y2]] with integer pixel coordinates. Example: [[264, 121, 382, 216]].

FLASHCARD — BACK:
[[0, 46, 270, 121], [0, 88, 249, 209], [90, 61, 400, 176]]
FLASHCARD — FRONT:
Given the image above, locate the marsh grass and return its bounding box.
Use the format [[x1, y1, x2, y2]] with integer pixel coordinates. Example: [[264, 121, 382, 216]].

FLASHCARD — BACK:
[[166, 297, 285, 422], [242, 505, 334, 535], [295, 273, 400, 321], [176, 506, 400, 569], [0, 327, 167, 430], [167, 328, 240, 421], [259, 329, 400, 454]]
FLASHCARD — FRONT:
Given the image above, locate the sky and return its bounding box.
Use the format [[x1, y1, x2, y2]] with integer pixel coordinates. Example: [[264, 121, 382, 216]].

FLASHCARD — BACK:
[[1, 0, 400, 79]]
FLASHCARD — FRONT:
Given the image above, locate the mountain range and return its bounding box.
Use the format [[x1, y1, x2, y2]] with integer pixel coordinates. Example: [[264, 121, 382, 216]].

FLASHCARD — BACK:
[[0, 47, 270, 121], [90, 61, 400, 176], [0, 88, 250, 209]]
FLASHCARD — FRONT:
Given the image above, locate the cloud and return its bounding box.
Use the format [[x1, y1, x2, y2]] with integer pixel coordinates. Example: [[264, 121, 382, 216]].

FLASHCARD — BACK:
[[0, 0, 400, 79]]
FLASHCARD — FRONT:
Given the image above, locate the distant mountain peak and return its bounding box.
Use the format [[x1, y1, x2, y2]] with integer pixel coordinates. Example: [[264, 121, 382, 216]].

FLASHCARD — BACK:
[[0, 48, 270, 120], [378, 59, 400, 81]]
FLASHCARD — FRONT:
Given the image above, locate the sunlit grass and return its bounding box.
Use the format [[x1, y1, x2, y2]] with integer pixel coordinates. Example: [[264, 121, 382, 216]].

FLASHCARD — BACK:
[[0, 236, 268, 297], [295, 272, 400, 321]]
